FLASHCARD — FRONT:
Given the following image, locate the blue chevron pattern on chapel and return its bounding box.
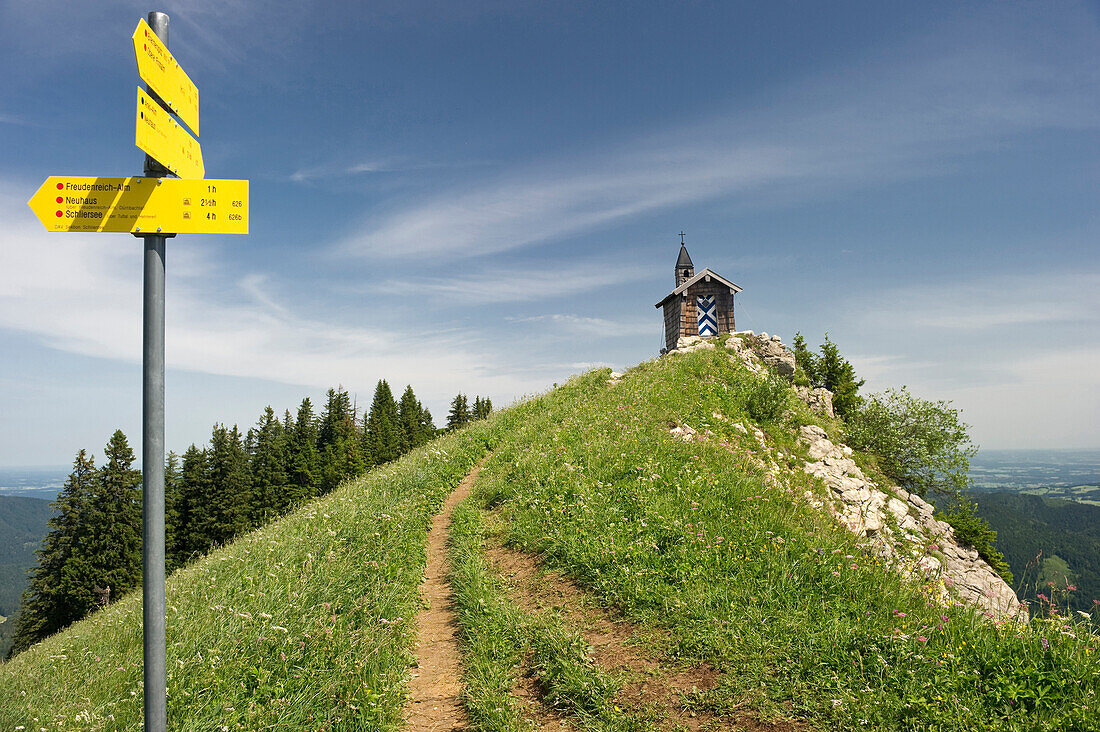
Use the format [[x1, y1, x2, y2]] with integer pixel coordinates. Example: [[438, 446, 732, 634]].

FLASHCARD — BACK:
[[697, 295, 717, 336]]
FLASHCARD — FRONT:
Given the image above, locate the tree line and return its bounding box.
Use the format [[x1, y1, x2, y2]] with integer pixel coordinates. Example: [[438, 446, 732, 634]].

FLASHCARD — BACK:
[[8, 382, 492, 658]]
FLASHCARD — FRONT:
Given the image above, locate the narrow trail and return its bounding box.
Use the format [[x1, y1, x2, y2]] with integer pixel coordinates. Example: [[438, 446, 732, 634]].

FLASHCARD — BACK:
[[405, 461, 483, 732]]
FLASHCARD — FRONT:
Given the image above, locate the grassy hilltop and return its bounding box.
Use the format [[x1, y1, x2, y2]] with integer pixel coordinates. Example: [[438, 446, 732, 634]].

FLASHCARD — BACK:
[[1, 346, 1097, 730]]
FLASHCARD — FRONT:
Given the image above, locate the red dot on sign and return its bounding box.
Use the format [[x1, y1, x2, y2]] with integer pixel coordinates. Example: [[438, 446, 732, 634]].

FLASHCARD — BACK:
[[56, 183, 63, 190], [55, 210, 63, 218], [56, 196, 62, 204]]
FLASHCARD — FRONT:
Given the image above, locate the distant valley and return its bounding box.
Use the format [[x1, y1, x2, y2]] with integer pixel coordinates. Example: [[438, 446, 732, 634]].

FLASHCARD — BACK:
[[970, 448, 1100, 504], [0, 467, 67, 501]]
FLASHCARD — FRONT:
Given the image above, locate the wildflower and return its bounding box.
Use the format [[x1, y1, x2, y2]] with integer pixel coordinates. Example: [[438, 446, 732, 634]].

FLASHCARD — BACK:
[[1067, 584, 1077, 591], [917, 636, 928, 643], [1041, 638, 1050, 650]]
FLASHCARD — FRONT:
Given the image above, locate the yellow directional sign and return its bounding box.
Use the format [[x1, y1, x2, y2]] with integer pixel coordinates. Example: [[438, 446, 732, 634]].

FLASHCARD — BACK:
[[29, 176, 248, 235], [136, 88, 204, 179], [132, 18, 199, 135]]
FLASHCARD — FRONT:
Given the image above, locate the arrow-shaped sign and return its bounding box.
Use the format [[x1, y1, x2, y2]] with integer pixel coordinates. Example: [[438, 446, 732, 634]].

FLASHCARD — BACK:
[[132, 17, 199, 136], [136, 88, 204, 178], [29, 176, 247, 235]]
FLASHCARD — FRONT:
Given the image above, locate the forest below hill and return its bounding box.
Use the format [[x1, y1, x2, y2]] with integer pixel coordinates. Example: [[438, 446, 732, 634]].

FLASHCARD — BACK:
[[0, 497, 53, 659], [973, 492, 1100, 613]]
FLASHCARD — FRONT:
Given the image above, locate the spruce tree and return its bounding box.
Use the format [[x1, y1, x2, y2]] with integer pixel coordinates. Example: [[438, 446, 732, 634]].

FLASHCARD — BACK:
[[446, 393, 470, 430], [249, 406, 290, 521], [171, 444, 208, 567], [79, 430, 143, 610], [817, 334, 865, 419], [365, 379, 401, 464], [791, 333, 865, 419], [8, 450, 96, 657], [318, 387, 364, 494], [397, 385, 424, 452], [287, 398, 320, 501], [203, 424, 253, 544], [474, 395, 492, 420]]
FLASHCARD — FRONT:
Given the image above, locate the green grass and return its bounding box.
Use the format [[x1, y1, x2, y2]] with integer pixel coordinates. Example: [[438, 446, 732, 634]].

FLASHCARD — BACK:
[[0, 424, 494, 730]]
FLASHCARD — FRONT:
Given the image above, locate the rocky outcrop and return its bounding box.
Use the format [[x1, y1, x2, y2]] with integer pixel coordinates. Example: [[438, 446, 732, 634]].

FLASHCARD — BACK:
[[799, 424, 1024, 621]]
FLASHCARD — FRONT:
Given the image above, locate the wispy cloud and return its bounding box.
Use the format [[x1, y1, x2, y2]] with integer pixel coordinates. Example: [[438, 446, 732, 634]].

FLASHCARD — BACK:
[[372, 261, 657, 304], [334, 8, 1100, 261], [290, 157, 492, 183], [859, 272, 1100, 332], [0, 113, 35, 127], [506, 313, 657, 337]]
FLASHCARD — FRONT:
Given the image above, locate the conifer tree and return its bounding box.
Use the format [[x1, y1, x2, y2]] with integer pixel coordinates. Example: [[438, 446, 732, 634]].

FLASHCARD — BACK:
[[791, 332, 865, 419], [318, 387, 365, 493], [397, 385, 426, 452], [249, 406, 290, 521], [287, 398, 320, 501], [79, 430, 143, 608], [203, 424, 253, 545], [365, 379, 401, 465], [171, 444, 208, 567], [473, 395, 492, 420], [446, 393, 470, 430], [8, 450, 96, 657]]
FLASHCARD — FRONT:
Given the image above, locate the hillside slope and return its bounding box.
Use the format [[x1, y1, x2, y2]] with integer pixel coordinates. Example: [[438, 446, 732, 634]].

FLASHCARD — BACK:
[[1, 341, 1096, 730], [0, 496, 53, 659]]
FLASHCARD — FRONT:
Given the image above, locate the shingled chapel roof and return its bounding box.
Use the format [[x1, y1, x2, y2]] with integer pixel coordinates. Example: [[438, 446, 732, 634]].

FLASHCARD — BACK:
[[654, 267, 743, 309]]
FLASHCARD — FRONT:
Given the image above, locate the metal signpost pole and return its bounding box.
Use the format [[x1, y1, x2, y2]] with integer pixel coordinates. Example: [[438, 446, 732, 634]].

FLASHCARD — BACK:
[[142, 12, 169, 731]]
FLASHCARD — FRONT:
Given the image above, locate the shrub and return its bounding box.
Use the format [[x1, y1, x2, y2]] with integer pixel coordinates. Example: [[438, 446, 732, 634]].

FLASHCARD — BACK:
[[846, 387, 975, 498], [745, 372, 790, 423]]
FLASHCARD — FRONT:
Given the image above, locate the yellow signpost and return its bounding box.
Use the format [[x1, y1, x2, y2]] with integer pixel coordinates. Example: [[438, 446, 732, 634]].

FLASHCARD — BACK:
[[136, 88, 204, 179], [132, 17, 199, 135], [29, 176, 248, 235]]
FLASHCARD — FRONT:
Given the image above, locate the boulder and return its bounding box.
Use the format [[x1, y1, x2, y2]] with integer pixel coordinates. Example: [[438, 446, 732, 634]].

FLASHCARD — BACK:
[[748, 334, 796, 377], [795, 386, 835, 417]]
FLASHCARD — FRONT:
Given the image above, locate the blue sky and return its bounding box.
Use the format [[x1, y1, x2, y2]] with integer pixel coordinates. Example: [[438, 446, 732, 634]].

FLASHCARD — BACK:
[[1, 0, 1098, 466]]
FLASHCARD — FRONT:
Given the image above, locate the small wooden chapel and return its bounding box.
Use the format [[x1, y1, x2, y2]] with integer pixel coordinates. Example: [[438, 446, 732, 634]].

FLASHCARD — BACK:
[[654, 237, 742, 353]]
